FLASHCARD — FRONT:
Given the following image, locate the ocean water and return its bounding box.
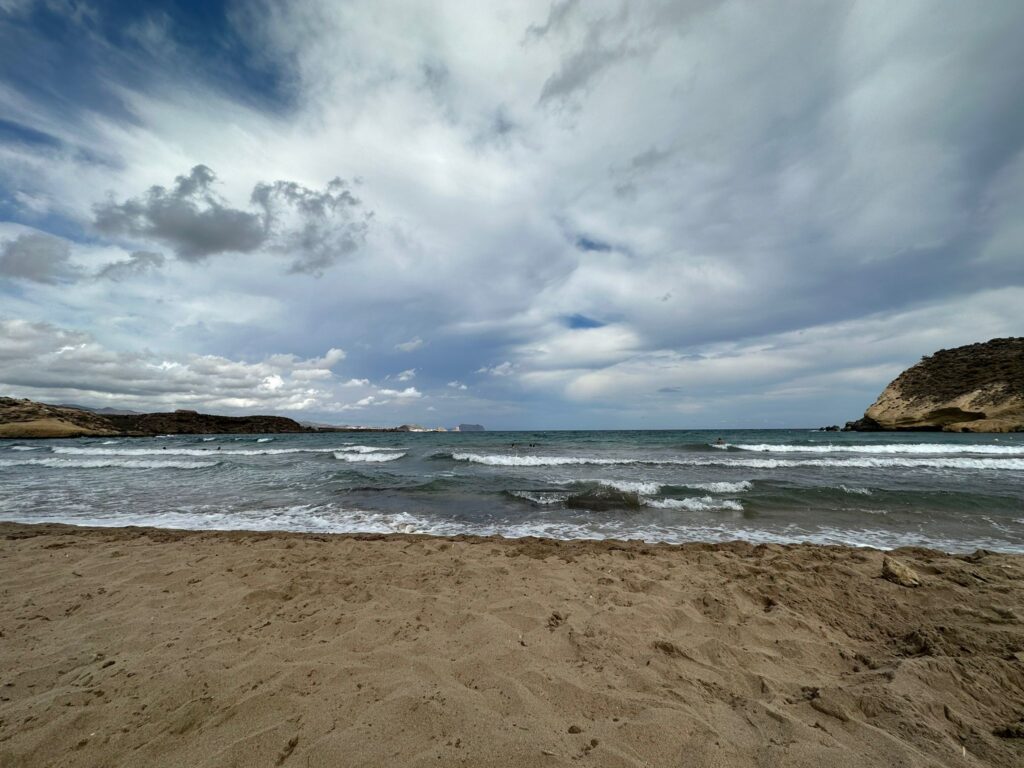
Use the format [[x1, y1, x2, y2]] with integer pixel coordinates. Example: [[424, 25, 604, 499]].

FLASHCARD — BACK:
[[1, 430, 1023, 552]]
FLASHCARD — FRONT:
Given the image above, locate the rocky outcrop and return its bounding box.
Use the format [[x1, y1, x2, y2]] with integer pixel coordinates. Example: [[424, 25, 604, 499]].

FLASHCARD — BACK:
[[846, 338, 1024, 432], [103, 409, 311, 436], [0, 398, 311, 439], [0, 398, 122, 438]]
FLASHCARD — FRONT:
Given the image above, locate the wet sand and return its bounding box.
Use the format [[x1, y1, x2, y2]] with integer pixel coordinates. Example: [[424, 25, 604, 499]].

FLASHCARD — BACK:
[[1, 522, 1022, 767]]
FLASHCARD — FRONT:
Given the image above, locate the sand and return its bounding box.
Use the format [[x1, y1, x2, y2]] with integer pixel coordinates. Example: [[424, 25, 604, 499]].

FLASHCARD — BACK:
[[1, 523, 1022, 767]]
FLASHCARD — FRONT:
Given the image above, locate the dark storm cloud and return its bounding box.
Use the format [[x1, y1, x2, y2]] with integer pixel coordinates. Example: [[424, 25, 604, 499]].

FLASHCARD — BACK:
[[0, 232, 75, 283], [93, 165, 266, 260], [95, 250, 165, 281], [94, 166, 371, 274], [250, 177, 370, 276]]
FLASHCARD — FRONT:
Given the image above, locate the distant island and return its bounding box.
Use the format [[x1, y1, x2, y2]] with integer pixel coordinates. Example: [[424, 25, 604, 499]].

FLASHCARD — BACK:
[[844, 337, 1024, 432], [0, 398, 482, 439]]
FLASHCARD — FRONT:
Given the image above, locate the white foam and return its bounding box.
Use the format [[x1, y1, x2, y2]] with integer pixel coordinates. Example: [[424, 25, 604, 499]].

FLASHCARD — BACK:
[[333, 451, 406, 462], [2, 504, 1020, 553], [52, 446, 353, 457], [733, 443, 1024, 455], [645, 496, 744, 512], [450, 452, 1024, 470], [0, 458, 218, 469], [839, 485, 873, 496], [334, 445, 405, 454], [590, 479, 663, 495], [710, 457, 1024, 470], [452, 452, 624, 466], [9, 445, 38, 451], [509, 490, 570, 505], [683, 481, 753, 493], [256, 437, 274, 443]]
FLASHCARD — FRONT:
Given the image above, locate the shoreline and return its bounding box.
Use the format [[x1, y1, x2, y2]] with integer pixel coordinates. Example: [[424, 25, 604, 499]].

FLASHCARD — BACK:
[[2, 522, 1022, 767]]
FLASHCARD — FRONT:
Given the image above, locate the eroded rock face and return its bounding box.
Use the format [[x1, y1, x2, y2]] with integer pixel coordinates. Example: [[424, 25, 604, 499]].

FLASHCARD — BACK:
[[847, 338, 1024, 432]]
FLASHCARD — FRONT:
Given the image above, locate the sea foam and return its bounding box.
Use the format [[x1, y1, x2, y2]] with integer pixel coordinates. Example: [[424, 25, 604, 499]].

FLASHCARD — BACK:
[[333, 451, 406, 462], [0, 458, 218, 469], [731, 443, 1024, 455], [450, 452, 1024, 470]]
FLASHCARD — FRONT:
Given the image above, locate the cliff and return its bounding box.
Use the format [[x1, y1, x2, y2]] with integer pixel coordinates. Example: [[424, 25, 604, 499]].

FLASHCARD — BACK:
[[0, 399, 311, 439], [846, 338, 1024, 432]]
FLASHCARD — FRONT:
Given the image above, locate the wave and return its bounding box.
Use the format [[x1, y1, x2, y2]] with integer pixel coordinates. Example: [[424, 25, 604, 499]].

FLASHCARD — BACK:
[[333, 451, 406, 462], [52, 446, 356, 457], [730, 443, 1024, 455], [335, 445, 405, 454], [508, 490, 570, 505], [0, 458, 218, 469], [590, 479, 663, 495], [680, 480, 753, 493], [449, 452, 1024, 470], [9, 445, 39, 451], [839, 485, 873, 496], [645, 496, 744, 512], [256, 437, 274, 443]]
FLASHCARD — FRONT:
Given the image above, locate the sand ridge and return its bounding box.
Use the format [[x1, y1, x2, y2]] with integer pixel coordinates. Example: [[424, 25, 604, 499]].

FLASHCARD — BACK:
[[0, 523, 1022, 767]]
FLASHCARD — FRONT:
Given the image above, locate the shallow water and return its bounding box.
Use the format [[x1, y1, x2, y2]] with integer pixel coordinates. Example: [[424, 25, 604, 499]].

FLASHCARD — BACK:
[[2, 430, 1023, 552]]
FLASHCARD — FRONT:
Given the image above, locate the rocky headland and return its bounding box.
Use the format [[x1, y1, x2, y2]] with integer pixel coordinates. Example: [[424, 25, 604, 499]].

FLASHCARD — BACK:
[[845, 338, 1024, 432], [0, 398, 312, 439]]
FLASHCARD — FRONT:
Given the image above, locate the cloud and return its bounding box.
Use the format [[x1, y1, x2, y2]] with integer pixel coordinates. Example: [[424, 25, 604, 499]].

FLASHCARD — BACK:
[[95, 250, 165, 281], [394, 368, 416, 382], [376, 387, 422, 400], [342, 377, 370, 387], [2, 1, 1023, 428], [93, 165, 370, 274], [250, 177, 370, 275], [0, 233, 75, 283], [477, 361, 515, 376], [394, 337, 424, 352], [93, 165, 266, 260], [447, 380, 468, 390], [0, 318, 342, 413]]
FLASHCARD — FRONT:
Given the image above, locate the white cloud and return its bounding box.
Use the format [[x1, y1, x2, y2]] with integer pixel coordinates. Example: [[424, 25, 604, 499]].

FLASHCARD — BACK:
[[477, 361, 515, 376], [1, 1, 1021, 427], [394, 337, 424, 352]]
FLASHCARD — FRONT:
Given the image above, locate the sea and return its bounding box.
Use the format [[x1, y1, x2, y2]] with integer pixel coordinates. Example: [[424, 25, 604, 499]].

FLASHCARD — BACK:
[[2, 430, 1023, 553]]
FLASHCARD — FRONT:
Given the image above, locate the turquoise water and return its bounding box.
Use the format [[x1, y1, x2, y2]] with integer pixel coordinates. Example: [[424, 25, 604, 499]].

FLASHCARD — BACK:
[[2, 429, 1023, 552]]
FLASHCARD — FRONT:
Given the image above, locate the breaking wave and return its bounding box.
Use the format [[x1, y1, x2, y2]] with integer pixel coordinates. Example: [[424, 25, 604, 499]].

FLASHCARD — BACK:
[[52, 446, 360, 457], [731, 443, 1024, 455], [645, 497, 744, 512], [0, 458, 218, 469], [333, 451, 406, 463], [449, 452, 1024, 470]]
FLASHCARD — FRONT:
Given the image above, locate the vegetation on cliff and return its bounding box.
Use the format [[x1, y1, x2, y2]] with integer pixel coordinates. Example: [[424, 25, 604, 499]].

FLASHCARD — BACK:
[[846, 338, 1024, 432], [0, 398, 311, 439]]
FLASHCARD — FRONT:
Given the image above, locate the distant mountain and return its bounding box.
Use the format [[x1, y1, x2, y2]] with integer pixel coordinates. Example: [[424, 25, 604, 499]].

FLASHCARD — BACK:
[[845, 338, 1024, 432], [59, 404, 142, 416]]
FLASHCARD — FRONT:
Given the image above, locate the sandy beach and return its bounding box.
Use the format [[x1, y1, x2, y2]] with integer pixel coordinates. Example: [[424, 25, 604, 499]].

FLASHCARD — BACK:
[[0, 523, 1022, 767]]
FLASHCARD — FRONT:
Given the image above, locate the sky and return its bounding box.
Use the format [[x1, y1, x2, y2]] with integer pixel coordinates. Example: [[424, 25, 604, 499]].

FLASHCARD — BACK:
[[1, 0, 1022, 429]]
